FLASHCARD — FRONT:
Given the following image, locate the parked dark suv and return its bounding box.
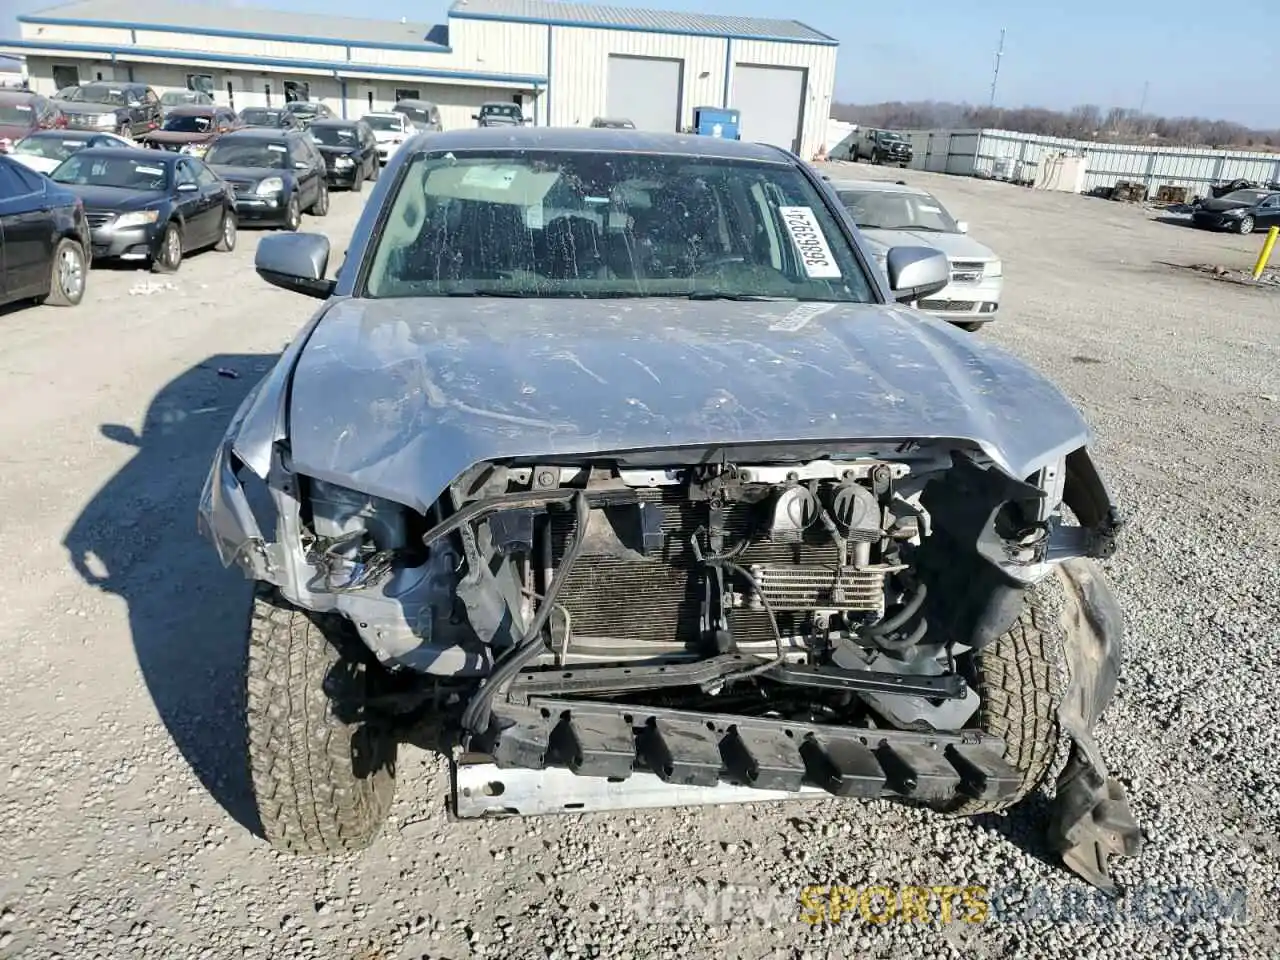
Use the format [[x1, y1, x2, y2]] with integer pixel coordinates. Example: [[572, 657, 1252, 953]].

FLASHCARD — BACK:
[[203, 127, 329, 230], [849, 128, 914, 167], [54, 82, 162, 137], [0, 90, 65, 149]]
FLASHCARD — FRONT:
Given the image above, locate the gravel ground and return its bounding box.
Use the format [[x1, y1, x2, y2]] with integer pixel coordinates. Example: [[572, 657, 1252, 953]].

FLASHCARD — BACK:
[[1, 162, 1278, 960]]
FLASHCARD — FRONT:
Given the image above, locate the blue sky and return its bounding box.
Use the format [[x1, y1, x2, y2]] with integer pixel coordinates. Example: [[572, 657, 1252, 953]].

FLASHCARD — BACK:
[[5, 0, 1277, 127]]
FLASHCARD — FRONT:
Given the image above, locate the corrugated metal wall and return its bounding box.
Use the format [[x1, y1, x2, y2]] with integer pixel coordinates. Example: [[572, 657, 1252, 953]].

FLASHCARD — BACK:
[[549, 26, 725, 130], [902, 128, 1280, 194]]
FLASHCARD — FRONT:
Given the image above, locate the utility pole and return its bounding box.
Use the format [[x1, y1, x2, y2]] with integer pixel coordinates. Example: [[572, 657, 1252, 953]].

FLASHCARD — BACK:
[[1138, 80, 1149, 115], [988, 28, 1006, 108]]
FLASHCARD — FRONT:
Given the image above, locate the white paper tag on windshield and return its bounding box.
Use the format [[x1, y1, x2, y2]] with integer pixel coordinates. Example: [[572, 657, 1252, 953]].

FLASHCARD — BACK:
[[267, 144, 287, 153], [779, 206, 841, 279], [461, 166, 517, 190], [135, 165, 164, 176]]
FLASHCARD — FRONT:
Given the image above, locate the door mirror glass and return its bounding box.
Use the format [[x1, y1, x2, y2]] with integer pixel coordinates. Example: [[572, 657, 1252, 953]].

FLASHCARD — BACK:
[[886, 246, 950, 304], [255, 233, 335, 299], [177, 181, 198, 192]]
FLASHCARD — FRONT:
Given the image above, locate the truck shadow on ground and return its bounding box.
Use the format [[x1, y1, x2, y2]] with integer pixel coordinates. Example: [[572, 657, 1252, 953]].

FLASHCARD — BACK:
[[63, 352, 280, 838]]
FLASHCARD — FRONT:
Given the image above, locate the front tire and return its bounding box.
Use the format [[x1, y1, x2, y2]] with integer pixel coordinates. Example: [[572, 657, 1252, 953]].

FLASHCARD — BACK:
[[311, 181, 330, 216], [1237, 215, 1255, 235], [151, 222, 183, 274], [245, 585, 398, 855], [46, 238, 87, 306], [944, 569, 1065, 816], [957, 321, 985, 333], [283, 196, 302, 232]]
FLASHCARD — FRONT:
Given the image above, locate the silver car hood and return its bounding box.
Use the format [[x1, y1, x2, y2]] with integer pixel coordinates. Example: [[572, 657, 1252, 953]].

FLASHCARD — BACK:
[[249, 297, 1092, 514]]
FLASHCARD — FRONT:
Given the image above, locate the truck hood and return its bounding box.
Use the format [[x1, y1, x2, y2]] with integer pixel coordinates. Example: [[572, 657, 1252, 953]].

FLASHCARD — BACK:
[[141, 129, 214, 145], [54, 100, 121, 117], [857, 229, 997, 262], [64, 183, 167, 210], [275, 297, 1091, 513]]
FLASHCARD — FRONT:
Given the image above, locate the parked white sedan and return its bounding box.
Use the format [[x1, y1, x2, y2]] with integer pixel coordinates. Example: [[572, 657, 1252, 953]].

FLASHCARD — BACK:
[[831, 178, 1003, 331], [9, 129, 136, 175], [362, 112, 417, 165]]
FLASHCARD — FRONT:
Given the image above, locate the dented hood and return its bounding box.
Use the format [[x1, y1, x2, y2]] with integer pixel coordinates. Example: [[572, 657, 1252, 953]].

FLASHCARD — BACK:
[[281, 297, 1091, 512]]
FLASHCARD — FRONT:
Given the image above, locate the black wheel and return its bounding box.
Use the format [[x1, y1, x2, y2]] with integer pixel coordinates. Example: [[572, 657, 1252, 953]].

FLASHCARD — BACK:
[[151, 222, 183, 273], [871, 149, 882, 165], [46, 238, 87, 306], [368, 156, 380, 181], [283, 196, 302, 232], [311, 181, 330, 216], [957, 321, 985, 333], [943, 570, 1066, 816], [245, 584, 398, 855], [214, 210, 237, 252], [1238, 215, 1255, 235], [351, 170, 363, 193], [116, 122, 130, 137]]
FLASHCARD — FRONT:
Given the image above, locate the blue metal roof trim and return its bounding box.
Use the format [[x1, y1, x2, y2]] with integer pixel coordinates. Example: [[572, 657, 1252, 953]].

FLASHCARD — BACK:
[[0, 38, 546, 85], [447, 9, 838, 46], [17, 14, 453, 53]]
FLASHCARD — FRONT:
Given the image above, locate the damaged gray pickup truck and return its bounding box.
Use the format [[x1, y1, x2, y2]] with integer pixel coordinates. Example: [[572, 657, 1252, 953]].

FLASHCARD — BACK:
[[198, 128, 1140, 891]]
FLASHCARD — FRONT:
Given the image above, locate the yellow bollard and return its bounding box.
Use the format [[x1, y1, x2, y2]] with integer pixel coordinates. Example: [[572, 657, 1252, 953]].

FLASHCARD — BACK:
[[1252, 226, 1279, 280]]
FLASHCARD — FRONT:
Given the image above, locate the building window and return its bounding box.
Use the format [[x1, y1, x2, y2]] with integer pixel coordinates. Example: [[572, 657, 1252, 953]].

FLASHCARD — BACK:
[[186, 73, 214, 95], [394, 88, 418, 102], [367, 91, 374, 110], [264, 83, 272, 107], [284, 80, 309, 103], [226, 80, 235, 110], [52, 64, 79, 91]]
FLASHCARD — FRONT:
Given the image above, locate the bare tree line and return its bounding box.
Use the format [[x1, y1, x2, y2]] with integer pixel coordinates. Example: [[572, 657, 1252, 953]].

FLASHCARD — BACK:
[[832, 100, 1280, 151]]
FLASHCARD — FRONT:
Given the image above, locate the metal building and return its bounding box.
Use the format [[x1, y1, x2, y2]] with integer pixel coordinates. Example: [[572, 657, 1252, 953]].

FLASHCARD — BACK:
[[1, 0, 838, 158], [902, 128, 1280, 196]]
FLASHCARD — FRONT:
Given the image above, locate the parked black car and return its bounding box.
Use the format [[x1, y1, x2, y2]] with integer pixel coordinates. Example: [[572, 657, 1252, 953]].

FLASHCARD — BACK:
[[240, 107, 301, 131], [53, 82, 162, 137], [1191, 188, 1280, 235], [283, 101, 336, 129], [48, 148, 236, 273], [202, 128, 329, 231], [0, 154, 89, 308], [308, 118, 379, 191], [847, 128, 914, 167], [473, 101, 525, 127]]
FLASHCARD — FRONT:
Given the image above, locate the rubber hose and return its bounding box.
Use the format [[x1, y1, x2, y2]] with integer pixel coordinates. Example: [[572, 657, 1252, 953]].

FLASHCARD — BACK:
[[862, 581, 928, 638]]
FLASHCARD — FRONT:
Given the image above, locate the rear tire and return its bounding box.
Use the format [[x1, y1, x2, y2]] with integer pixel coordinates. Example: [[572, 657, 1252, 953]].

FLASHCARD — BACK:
[[944, 573, 1064, 816], [214, 210, 237, 252], [245, 584, 398, 855], [46, 238, 87, 306]]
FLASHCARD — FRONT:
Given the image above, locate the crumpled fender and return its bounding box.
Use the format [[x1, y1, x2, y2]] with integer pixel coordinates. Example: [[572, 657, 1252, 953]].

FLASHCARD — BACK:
[[1048, 558, 1142, 893]]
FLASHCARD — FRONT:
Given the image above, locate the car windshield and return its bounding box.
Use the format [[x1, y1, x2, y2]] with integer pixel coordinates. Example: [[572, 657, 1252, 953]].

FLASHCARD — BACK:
[[364, 115, 402, 132], [13, 135, 85, 160], [1221, 189, 1266, 204], [241, 108, 284, 126], [51, 153, 170, 190], [363, 149, 874, 302], [837, 189, 960, 233], [0, 102, 36, 125], [482, 104, 521, 118], [163, 114, 215, 133], [64, 85, 128, 106], [289, 103, 319, 116], [205, 140, 289, 168], [311, 125, 359, 147], [395, 106, 430, 123], [876, 132, 907, 143]]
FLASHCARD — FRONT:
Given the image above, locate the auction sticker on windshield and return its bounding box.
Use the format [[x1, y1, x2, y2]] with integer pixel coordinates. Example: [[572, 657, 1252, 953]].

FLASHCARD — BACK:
[[779, 206, 841, 279]]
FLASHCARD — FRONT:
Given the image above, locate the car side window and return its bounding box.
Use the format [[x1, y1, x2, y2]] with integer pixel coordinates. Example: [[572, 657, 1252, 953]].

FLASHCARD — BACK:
[[193, 161, 219, 187], [0, 160, 43, 199], [175, 160, 197, 187]]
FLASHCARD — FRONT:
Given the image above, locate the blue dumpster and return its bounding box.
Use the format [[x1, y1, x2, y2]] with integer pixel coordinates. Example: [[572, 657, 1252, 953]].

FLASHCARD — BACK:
[[692, 106, 740, 140]]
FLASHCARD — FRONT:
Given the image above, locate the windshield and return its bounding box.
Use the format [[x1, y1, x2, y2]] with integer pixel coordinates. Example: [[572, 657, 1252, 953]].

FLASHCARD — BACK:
[[364, 114, 403, 132], [241, 108, 284, 127], [1221, 189, 1266, 204], [0, 102, 34, 125], [481, 104, 521, 118], [204, 139, 289, 168], [51, 153, 170, 190], [837, 189, 959, 233], [13, 135, 85, 160], [876, 132, 907, 143], [395, 106, 430, 123], [311, 125, 359, 147], [363, 150, 874, 302], [289, 103, 319, 116], [163, 114, 215, 133], [64, 85, 128, 106], [162, 91, 206, 106]]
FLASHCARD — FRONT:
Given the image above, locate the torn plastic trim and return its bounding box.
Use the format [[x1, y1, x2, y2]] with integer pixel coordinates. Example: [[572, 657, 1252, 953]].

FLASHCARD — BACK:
[[197, 438, 275, 582], [1048, 558, 1142, 894]]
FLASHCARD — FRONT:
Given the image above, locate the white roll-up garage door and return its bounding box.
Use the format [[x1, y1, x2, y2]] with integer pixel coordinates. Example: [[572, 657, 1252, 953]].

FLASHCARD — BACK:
[[731, 64, 807, 153], [606, 55, 683, 133]]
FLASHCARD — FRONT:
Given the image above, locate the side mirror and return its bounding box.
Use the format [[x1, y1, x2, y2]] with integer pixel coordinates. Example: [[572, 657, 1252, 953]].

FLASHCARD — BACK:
[[955, 220, 969, 234], [886, 246, 950, 304], [255, 233, 335, 300], [177, 182, 198, 192], [294, 160, 309, 169]]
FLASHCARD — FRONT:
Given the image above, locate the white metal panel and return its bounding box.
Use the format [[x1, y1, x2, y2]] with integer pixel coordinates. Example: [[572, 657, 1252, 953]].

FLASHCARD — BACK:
[[730, 63, 804, 152], [728, 39, 836, 161], [19, 22, 131, 44], [447, 18, 548, 77], [140, 29, 342, 63], [549, 26, 724, 129], [606, 55, 682, 133]]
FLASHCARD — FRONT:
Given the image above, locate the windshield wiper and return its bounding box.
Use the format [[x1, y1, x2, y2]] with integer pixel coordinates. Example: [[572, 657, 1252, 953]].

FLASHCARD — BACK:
[[444, 290, 529, 297], [685, 292, 798, 301]]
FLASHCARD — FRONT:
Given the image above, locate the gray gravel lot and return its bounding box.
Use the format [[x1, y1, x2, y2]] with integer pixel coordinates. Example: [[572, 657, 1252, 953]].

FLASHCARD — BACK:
[[1, 162, 1278, 960]]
